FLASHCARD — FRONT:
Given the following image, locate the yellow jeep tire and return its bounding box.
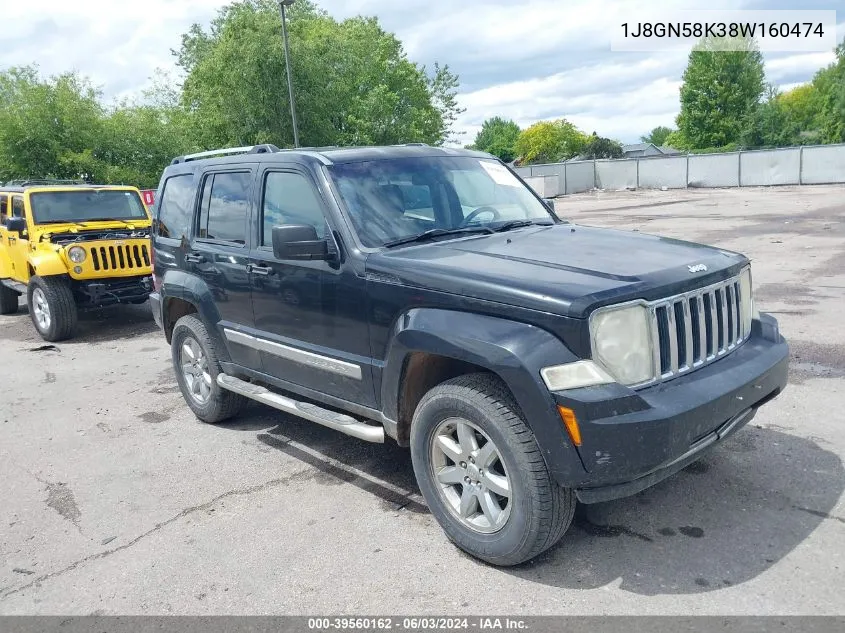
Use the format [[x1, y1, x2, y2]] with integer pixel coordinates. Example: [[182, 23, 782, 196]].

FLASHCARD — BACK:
[[27, 276, 78, 342]]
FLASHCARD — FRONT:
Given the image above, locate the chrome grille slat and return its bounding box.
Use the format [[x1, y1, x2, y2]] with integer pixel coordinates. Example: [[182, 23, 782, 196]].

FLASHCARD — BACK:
[[649, 308, 661, 379], [719, 288, 728, 354], [696, 297, 706, 367], [707, 291, 717, 360], [666, 303, 679, 374], [726, 284, 736, 348], [682, 299, 693, 372]]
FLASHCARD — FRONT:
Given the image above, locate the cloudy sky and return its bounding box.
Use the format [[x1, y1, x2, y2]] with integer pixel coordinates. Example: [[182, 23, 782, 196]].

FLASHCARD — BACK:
[[1, 0, 843, 145]]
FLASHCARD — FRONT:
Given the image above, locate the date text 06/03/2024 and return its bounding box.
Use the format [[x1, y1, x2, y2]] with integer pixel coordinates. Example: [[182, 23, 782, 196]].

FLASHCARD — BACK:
[[306, 617, 527, 630]]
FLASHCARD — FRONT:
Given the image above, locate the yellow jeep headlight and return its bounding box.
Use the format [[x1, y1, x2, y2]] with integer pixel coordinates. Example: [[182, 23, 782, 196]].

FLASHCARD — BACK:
[[68, 246, 87, 264]]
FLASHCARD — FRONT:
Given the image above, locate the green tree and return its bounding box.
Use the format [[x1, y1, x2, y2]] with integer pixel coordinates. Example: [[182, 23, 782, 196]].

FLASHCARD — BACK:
[[663, 129, 688, 149], [580, 133, 623, 159], [676, 37, 765, 150], [779, 83, 822, 140], [0, 66, 103, 182], [0, 66, 194, 187], [471, 117, 521, 162], [813, 40, 845, 144], [640, 126, 674, 147], [176, 0, 461, 149], [514, 119, 587, 164], [742, 85, 798, 148]]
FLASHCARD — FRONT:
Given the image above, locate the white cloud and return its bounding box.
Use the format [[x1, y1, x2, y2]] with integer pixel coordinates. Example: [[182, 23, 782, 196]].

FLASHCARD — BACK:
[[1, 0, 842, 144], [0, 0, 224, 97]]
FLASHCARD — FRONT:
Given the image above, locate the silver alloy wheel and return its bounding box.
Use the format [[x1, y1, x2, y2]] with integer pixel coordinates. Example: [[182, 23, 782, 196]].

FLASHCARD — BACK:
[[180, 336, 212, 404], [430, 417, 512, 534], [32, 287, 51, 331]]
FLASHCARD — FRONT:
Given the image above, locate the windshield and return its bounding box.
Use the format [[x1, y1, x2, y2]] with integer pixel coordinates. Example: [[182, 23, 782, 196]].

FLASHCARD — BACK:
[[29, 190, 149, 225], [327, 157, 556, 248]]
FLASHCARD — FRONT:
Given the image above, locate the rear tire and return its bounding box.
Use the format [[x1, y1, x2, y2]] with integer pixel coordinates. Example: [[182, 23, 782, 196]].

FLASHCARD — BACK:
[[171, 314, 248, 424], [27, 276, 78, 341], [410, 373, 575, 566], [0, 285, 19, 315]]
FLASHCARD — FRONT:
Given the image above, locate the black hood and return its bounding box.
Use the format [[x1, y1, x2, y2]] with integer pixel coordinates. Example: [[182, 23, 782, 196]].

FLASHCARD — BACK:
[[366, 224, 748, 319]]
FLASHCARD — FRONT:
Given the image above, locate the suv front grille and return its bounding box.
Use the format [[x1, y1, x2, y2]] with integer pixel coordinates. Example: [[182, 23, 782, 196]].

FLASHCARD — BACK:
[[651, 273, 748, 381], [89, 244, 151, 272]]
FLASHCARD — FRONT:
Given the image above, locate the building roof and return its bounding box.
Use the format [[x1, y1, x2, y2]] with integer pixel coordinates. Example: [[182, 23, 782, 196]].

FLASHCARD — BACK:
[[621, 143, 682, 156]]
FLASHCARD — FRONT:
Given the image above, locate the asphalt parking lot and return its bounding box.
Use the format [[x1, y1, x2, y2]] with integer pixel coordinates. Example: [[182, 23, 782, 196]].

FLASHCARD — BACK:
[[1, 185, 843, 615]]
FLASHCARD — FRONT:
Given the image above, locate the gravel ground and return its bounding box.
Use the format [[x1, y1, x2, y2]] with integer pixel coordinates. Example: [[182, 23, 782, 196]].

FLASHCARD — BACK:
[[0, 185, 843, 615]]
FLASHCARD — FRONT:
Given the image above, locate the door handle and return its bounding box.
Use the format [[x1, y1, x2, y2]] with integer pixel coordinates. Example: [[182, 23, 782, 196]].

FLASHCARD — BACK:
[[248, 264, 274, 276], [185, 252, 205, 263]]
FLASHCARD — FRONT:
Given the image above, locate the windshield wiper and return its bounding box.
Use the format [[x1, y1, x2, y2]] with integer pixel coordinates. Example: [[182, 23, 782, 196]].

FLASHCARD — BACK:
[[81, 218, 138, 226], [384, 226, 495, 248], [492, 220, 554, 233]]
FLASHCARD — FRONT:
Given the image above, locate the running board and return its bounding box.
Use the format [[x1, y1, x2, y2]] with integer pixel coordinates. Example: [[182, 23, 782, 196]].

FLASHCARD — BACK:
[[217, 374, 384, 443]]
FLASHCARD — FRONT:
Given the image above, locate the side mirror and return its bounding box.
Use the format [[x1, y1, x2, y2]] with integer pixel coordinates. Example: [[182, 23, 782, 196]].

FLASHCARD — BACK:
[[272, 224, 329, 261], [6, 217, 26, 234], [543, 198, 556, 212]]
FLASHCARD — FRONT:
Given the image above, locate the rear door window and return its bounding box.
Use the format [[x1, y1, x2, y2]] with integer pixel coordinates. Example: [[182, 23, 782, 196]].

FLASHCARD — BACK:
[[197, 172, 251, 245], [156, 174, 195, 240]]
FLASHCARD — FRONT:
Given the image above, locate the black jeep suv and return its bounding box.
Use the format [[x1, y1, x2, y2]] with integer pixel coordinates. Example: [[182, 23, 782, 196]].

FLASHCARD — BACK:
[[149, 144, 788, 565]]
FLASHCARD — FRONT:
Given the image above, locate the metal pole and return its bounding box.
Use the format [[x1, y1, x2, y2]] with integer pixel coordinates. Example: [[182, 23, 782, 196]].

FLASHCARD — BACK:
[[280, 2, 300, 148], [798, 146, 804, 185]]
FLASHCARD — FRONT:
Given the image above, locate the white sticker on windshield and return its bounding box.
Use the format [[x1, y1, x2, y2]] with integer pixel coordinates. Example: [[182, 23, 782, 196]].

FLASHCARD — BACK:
[[479, 160, 519, 187]]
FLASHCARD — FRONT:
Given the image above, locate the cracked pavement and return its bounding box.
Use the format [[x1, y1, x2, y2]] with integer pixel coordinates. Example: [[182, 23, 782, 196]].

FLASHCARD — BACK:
[[0, 185, 843, 615]]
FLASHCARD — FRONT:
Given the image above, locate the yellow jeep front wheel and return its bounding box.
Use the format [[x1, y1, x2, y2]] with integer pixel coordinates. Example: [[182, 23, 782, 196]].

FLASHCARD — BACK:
[[27, 276, 78, 342]]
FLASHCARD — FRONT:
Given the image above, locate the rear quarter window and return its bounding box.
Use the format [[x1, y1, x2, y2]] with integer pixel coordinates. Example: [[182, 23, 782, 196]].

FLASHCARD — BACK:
[[155, 174, 195, 240]]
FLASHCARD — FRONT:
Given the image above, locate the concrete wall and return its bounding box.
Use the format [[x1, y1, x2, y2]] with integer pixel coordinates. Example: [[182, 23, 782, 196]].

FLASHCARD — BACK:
[[523, 175, 559, 198], [564, 161, 594, 194], [512, 144, 845, 196], [595, 159, 638, 190], [688, 153, 740, 188], [801, 145, 845, 185], [740, 148, 801, 186], [638, 156, 687, 189]]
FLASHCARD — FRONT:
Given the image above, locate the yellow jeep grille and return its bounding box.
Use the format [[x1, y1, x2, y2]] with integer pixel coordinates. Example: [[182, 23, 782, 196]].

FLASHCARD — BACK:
[[69, 240, 152, 279], [89, 243, 150, 272]]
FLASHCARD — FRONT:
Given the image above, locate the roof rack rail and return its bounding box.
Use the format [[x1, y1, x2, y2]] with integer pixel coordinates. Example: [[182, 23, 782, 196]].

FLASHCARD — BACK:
[[4, 178, 87, 186], [172, 144, 281, 164]]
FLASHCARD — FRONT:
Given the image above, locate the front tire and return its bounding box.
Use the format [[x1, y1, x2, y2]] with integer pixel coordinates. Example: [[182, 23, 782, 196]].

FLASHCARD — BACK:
[[410, 373, 575, 566], [27, 276, 78, 341], [171, 314, 248, 424], [0, 285, 19, 315]]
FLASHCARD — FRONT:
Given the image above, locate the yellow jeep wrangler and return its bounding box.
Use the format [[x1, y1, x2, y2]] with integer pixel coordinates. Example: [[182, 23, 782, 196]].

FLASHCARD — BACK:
[[0, 182, 153, 341]]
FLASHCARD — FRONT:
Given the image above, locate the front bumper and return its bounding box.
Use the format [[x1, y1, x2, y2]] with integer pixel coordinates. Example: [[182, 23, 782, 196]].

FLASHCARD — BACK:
[[73, 276, 153, 307], [551, 313, 788, 502]]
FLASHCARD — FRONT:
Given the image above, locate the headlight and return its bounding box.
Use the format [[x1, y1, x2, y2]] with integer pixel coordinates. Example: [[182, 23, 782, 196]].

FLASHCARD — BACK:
[[590, 303, 655, 386], [739, 267, 757, 333], [67, 246, 87, 264]]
